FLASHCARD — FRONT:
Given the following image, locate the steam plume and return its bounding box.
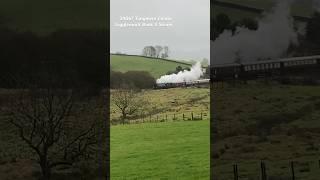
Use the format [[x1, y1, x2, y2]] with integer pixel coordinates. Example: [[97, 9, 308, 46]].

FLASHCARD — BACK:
[[156, 62, 203, 83], [313, 0, 320, 11], [211, 1, 298, 64]]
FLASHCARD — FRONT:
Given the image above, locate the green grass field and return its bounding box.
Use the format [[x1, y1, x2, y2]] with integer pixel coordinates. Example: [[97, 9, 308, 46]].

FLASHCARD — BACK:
[[212, 82, 320, 179], [111, 87, 210, 179], [111, 120, 210, 180], [110, 55, 192, 78]]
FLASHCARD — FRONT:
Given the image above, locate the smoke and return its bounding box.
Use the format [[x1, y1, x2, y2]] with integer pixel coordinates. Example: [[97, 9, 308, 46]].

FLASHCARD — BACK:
[[313, 0, 320, 11], [211, 1, 298, 64], [156, 62, 203, 83]]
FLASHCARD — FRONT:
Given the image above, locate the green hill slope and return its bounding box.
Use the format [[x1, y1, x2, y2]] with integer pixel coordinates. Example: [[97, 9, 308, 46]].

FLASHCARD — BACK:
[[110, 55, 192, 78]]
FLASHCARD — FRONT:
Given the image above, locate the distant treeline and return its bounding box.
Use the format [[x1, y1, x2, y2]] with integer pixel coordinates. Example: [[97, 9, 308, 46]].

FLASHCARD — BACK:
[[0, 27, 107, 89]]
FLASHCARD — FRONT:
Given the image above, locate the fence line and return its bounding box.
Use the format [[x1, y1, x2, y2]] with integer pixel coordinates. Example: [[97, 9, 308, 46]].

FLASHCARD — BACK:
[[111, 111, 208, 125], [228, 160, 320, 180]]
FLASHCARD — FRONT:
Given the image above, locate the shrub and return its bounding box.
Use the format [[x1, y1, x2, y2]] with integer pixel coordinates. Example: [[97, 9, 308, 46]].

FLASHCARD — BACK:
[[110, 70, 155, 89]]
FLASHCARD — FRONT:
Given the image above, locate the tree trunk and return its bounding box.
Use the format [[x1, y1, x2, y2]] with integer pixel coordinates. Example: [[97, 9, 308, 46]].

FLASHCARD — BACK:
[[40, 156, 51, 180], [121, 110, 126, 124]]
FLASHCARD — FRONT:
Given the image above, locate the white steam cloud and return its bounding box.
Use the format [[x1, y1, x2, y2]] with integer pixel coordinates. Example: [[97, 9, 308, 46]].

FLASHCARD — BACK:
[[156, 62, 203, 83], [211, 1, 298, 64]]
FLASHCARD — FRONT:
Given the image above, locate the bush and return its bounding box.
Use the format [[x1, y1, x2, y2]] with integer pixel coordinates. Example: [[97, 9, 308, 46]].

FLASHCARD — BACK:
[[110, 70, 155, 89]]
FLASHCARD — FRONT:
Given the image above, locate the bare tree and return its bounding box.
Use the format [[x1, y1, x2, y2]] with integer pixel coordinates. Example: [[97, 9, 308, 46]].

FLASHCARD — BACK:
[[142, 46, 156, 57], [112, 89, 144, 124], [8, 88, 98, 180], [155, 45, 163, 58], [162, 46, 169, 59]]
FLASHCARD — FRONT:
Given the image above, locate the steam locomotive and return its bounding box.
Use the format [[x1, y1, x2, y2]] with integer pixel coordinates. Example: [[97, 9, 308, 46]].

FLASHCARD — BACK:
[[211, 55, 320, 81], [154, 79, 210, 89]]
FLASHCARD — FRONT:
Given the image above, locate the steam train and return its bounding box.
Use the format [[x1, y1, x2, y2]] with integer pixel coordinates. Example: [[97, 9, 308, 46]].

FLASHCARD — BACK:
[[154, 55, 320, 89], [154, 79, 210, 89], [211, 55, 320, 81]]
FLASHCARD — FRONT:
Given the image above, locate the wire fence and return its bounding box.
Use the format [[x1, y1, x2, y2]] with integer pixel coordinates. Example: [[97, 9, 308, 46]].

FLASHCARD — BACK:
[[111, 112, 208, 125], [215, 160, 320, 180]]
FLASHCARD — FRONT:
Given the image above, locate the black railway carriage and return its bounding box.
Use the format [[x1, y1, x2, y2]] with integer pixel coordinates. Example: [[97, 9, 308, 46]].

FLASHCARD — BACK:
[[241, 60, 282, 80], [211, 63, 242, 81], [278, 55, 320, 78], [211, 55, 320, 82]]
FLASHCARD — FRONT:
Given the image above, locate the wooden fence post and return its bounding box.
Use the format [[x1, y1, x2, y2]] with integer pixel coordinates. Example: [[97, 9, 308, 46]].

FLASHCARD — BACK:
[[173, 114, 176, 121], [261, 161, 267, 180], [233, 164, 238, 180], [201, 112, 203, 120], [191, 112, 194, 120], [291, 161, 295, 180], [183, 114, 185, 121], [157, 115, 158, 122], [166, 114, 167, 121]]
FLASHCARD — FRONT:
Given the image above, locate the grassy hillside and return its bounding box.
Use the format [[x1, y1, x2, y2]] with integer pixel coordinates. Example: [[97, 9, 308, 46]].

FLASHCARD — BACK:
[[212, 82, 320, 179], [0, 0, 107, 35], [110, 55, 192, 78], [110, 88, 210, 123]]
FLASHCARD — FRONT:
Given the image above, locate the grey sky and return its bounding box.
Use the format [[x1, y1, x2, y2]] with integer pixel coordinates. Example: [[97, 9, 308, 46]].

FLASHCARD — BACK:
[[110, 0, 210, 61]]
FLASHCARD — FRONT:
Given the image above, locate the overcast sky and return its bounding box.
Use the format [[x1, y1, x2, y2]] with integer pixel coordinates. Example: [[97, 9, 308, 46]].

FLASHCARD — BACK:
[[110, 0, 210, 61]]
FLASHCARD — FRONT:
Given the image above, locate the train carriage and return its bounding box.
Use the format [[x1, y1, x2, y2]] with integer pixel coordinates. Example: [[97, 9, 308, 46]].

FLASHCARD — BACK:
[[211, 55, 320, 82]]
